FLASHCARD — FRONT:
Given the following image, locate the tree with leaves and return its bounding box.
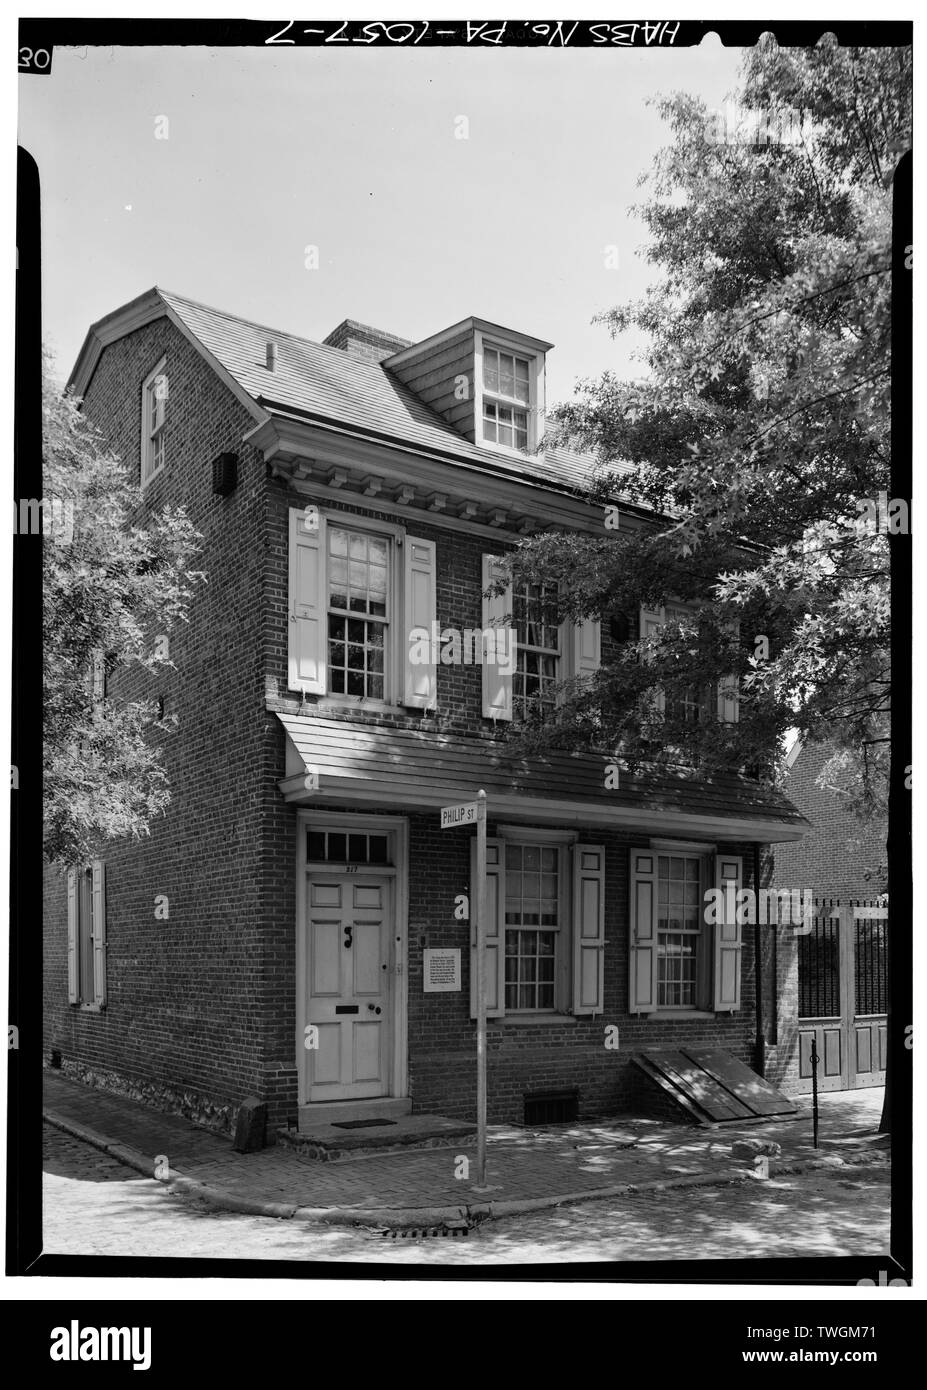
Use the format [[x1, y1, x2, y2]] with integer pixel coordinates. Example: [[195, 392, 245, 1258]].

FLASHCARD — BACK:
[[496, 37, 908, 1134], [502, 37, 909, 831], [43, 352, 206, 867]]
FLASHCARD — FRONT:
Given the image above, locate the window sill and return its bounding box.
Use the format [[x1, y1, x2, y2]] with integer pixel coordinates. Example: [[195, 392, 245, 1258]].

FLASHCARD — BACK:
[[498, 1013, 578, 1028], [477, 438, 534, 462], [647, 1009, 717, 1021], [315, 697, 394, 712], [140, 466, 165, 491]]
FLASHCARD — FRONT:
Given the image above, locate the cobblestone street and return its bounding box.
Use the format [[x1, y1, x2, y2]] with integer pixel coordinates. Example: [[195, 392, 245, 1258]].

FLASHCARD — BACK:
[[43, 1124, 891, 1267]]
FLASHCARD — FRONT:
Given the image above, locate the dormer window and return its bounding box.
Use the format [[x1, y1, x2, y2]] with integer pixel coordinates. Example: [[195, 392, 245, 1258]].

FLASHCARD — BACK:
[[482, 346, 530, 451], [384, 317, 550, 455], [474, 328, 544, 455]]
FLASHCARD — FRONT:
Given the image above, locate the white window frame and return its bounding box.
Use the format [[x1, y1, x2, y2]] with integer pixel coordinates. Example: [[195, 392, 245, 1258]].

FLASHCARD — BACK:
[[498, 829, 575, 1016], [512, 578, 562, 721], [140, 357, 167, 489], [654, 850, 711, 1011], [474, 329, 544, 457], [641, 602, 740, 729], [640, 601, 711, 731], [319, 510, 404, 710]]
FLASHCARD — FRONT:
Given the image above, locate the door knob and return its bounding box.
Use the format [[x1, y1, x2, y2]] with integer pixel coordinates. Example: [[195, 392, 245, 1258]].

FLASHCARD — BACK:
[[367, 1004, 382, 1014]]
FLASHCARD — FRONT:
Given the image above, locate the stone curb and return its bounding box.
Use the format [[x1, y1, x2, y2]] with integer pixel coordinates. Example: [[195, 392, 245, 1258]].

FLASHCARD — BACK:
[[44, 1110, 158, 1178], [299, 1153, 889, 1230], [44, 1109, 299, 1218], [44, 1106, 888, 1232]]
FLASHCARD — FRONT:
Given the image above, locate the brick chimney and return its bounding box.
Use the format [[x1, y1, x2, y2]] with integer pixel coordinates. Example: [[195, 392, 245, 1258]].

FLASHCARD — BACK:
[[322, 319, 413, 365]]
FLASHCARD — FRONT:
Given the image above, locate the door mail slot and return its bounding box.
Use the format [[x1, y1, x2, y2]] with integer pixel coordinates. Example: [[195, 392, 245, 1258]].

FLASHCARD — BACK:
[[335, 1005, 359, 1015]]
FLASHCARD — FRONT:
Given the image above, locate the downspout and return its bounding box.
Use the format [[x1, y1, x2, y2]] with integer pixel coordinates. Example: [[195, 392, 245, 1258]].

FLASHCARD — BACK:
[[753, 842, 765, 1078]]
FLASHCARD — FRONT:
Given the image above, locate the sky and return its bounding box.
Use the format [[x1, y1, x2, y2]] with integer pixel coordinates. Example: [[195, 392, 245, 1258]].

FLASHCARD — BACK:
[[19, 40, 744, 405]]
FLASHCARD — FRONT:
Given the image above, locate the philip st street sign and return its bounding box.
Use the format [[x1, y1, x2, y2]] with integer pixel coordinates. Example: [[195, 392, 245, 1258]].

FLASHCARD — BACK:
[[440, 801, 478, 830]]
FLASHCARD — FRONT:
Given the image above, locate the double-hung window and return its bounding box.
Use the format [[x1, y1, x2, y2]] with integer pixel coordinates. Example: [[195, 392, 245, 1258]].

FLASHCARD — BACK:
[[504, 842, 560, 1011], [482, 556, 600, 723], [482, 345, 531, 452], [471, 836, 606, 1019], [629, 848, 744, 1015], [656, 853, 704, 1007], [141, 358, 167, 487], [512, 581, 560, 720], [327, 525, 388, 700], [639, 602, 740, 727], [288, 507, 438, 710]]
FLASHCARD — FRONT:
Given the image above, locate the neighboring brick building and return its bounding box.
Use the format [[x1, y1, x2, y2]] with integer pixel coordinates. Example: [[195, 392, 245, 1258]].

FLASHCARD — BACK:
[[773, 737, 887, 899], [44, 288, 809, 1137]]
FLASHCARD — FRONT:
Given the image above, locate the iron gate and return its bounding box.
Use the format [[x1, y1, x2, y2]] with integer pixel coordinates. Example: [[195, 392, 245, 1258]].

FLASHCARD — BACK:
[[797, 899, 887, 1092]]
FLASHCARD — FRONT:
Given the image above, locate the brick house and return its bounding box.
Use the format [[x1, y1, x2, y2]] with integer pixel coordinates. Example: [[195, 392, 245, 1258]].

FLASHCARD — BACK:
[[44, 288, 810, 1137]]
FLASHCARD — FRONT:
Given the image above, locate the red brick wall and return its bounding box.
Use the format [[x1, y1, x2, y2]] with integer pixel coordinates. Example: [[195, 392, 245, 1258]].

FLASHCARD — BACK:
[[43, 316, 278, 1132], [405, 818, 760, 1125], [771, 740, 887, 899]]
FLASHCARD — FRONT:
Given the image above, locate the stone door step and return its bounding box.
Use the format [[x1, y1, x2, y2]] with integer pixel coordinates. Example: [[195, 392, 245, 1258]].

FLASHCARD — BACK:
[[296, 1097, 412, 1126], [277, 1112, 477, 1162]]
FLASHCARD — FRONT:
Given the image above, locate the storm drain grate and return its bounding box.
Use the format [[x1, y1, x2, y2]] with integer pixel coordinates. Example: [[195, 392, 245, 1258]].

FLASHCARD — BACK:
[[330, 1118, 398, 1130], [524, 1089, 579, 1126], [382, 1226, 469, 1239]]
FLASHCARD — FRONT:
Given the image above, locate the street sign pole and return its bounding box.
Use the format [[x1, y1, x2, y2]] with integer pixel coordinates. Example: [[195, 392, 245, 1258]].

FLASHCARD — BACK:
[[475, 788, 488, 1186]]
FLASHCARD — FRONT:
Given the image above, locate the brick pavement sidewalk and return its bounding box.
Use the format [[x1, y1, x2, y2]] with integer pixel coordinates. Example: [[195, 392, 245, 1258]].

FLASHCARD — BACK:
[[43, 1071, 888, 1227]]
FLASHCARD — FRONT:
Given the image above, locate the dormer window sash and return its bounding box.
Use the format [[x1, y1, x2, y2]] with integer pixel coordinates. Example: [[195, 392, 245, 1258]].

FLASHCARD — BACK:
[[482, 345, 530, 452], [474, 329, 544, 456]]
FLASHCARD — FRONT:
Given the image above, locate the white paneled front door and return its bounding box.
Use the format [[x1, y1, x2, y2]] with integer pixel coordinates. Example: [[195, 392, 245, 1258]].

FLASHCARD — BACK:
[[305, 875, 392, 1102]]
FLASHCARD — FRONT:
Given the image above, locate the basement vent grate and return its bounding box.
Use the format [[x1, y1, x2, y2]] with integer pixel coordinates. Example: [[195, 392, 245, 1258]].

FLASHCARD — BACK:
[[524, 1090, 579, 1126], [330, 1118, 398, 1130]]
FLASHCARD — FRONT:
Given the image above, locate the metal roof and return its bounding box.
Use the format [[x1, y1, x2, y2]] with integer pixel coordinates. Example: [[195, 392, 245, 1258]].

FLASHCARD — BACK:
[[276, 713, 810, 842]]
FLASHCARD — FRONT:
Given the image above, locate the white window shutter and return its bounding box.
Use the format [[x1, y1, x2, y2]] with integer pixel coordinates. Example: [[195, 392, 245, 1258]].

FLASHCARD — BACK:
[[470, 836, 505, 1019], [91, 859, 107, 1007], [713, 854, 743, 1012], [717, 617, 741, 722], [572, 844, 605, 1015], [66, 869, 79, 1004], [288, 507, 327, 695], [403, 537, 437, 709], [572, 618, 601, 680], [628, 849, 658, 1013], [717, 675, 740, 723], [482, 555, 513, 721], [639, 606, 666, 715]]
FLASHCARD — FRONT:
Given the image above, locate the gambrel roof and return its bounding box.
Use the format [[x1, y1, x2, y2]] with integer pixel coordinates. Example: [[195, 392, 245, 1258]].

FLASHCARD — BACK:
[[68, 286, 633, 505]]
